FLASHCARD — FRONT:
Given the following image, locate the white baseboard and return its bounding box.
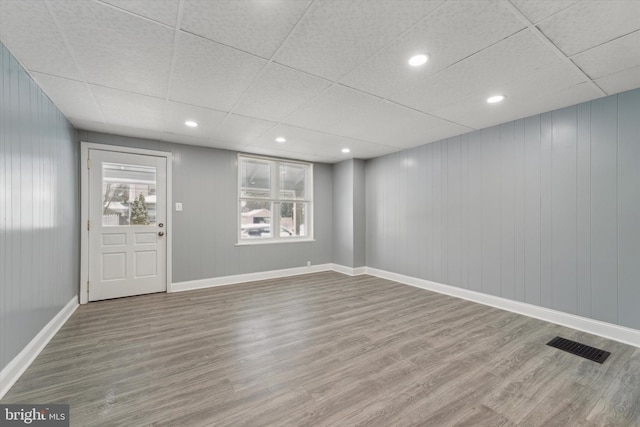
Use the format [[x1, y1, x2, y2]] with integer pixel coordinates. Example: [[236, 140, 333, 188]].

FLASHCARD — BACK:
[[365, 267, 640, 349], [170, 264, 333, 292], [0, 296, 78, 399], [330, 264, 367, 276]]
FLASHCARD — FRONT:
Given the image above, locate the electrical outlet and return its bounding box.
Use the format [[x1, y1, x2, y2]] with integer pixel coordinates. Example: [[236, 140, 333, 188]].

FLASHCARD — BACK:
[[175, 202, 183, 211], [307, 261, 311, 267]]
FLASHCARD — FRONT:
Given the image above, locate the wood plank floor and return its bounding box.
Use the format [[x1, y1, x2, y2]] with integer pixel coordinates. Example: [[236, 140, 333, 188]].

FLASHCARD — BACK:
[[2, 272, 639, 426]]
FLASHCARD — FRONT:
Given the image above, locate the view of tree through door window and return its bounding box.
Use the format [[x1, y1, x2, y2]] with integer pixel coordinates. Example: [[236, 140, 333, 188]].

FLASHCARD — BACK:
[[102, 162, 157, 226], [238, 155, 312, 242]]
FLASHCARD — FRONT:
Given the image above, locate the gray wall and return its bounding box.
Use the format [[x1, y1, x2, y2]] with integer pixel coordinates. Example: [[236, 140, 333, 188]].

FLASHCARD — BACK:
[[332, 159, 366, 268], [332, 160, 354, 267], [77, 131, 333, 283], [353, 159, 366, 268], [366, 88, 640, 330], [0, 42, 79, 372]]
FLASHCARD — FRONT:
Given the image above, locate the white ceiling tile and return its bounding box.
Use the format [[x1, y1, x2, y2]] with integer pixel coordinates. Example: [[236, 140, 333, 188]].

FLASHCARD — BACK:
[[99, 0, 180, 26], [595, 65, 640, 95], [274, 0, 445, 81], [73, 119, 111, 134], [390, 29, 562, 114], [91, 85, 166, 130], [341, 0, 525, 99], [162, 102, 228, 137], [0, 0, 82, 79], [431, 62, 597, 129], [509, 0, 579, 24], [212, 114, 277, 146], [509, 82, 602, 121], [48, 0, 174, 98], [538, 0, 640, 56], [327, 100, 471, 147], [181, 0, 311, 58], [254, 124, 394, 159], [30, 73, 104, 124], [233, 63, 331, 122], [107, 124, 166, 141], [572, 30, 640, 79], [161, 132, 210, 147], [283, 84, 382, 131], [204, 139, 250, 153], [169, 32, 267, 111]]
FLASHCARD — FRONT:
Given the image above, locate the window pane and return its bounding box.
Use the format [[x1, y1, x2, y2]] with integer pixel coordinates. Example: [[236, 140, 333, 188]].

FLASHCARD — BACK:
[[240, 158, 271, 199], [280, 202, 307, 237], [279, 163, 306, 200], [102, 163, 156, 226], [240, 200, 273, 238]]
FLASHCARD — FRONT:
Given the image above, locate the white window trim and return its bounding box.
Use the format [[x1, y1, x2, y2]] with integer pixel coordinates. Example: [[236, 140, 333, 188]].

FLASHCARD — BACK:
[[237, 153, 313, 244]]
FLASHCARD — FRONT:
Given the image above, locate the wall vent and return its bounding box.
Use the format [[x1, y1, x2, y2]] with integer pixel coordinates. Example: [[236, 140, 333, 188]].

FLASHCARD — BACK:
[[546, 336, 610, 364]]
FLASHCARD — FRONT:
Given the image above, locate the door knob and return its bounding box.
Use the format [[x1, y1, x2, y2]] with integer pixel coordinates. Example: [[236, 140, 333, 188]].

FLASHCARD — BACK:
[[159, 223, 164, 228], [158, 231, 165, 237]]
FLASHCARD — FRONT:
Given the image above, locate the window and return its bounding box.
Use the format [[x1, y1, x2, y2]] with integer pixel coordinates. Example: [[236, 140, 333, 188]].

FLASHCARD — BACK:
[[238, 154, 312, 243]]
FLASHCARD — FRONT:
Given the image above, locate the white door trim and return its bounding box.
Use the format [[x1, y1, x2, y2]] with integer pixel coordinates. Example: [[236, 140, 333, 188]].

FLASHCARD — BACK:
[[80, 142, 173, 304]]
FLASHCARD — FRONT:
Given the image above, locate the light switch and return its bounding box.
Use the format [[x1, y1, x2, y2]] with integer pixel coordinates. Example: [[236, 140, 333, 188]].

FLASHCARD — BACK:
[[175, 202, 183, 211]]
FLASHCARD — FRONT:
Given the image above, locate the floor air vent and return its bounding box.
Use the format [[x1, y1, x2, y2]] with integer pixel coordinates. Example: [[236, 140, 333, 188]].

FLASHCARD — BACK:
[[546, 336, 610, 364]]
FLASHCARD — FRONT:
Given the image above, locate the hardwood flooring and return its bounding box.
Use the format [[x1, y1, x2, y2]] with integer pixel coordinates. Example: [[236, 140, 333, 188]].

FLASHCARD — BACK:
[[2, 272, 639, 426]]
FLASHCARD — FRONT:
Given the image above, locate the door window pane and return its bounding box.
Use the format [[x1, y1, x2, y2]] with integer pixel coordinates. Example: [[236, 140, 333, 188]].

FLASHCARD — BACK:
[[102, 163, 156, 226]]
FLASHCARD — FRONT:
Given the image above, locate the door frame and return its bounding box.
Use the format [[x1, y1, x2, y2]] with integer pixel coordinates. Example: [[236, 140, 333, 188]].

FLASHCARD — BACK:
[[80, 142, 173, 304]]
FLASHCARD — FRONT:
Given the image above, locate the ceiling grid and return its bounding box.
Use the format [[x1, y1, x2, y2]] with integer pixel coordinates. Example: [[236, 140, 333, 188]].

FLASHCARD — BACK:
[[0, 0, 638, 163]]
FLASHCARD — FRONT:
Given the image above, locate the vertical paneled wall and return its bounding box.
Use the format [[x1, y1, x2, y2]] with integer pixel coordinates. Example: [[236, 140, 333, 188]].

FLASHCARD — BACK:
[[0, 43, 79, 372], [76, 131, 333, 283], [366, 88, 640, 330]]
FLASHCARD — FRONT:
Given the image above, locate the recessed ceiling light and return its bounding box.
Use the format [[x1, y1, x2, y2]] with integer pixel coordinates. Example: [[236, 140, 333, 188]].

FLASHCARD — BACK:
[[342, 148, 351, 153], [487, 95, 505, 104], [185, 120, 198, 127], [408, 54, 428, 67], [275, 137, 286, 143]]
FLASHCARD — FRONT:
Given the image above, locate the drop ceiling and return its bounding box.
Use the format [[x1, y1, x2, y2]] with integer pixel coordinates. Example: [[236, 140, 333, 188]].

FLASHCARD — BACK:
[[1, 0, 639, 163]]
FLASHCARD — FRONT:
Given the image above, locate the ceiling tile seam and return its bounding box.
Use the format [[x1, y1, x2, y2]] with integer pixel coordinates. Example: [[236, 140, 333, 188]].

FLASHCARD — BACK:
[[237, 0, 452, 149], [510, 0, 580, 26], [568, 28, 640, 58], [44, 0, 108, 129], [162, 0, 186, 140], [334, 0, 451, 86], [274, 121, 404, 151], [207, 0, 319, 147], [382, 99, 476, 131], [334, 26, 534, 124], [177, 28, 270, 61], [94, 0, 175, 30], [417, 27, 530, 79], [329, 80, 475, 131], [270, 2, 525, 142], [261, 0, 452, 134], [502, 0, 606, 96], [86, 82, 166, 101]]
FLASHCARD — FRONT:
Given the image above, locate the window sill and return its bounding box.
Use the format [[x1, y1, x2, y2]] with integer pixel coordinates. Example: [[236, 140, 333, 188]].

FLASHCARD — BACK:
[[235, 238, 316, 246]]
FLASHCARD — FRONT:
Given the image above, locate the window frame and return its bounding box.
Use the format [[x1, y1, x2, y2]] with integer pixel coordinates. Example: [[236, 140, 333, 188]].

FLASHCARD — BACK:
[[237, 153, 313, 245]]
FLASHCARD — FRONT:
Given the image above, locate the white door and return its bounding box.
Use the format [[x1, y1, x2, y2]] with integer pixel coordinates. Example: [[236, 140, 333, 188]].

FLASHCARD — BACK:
[[88, 149, 167, 301]]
